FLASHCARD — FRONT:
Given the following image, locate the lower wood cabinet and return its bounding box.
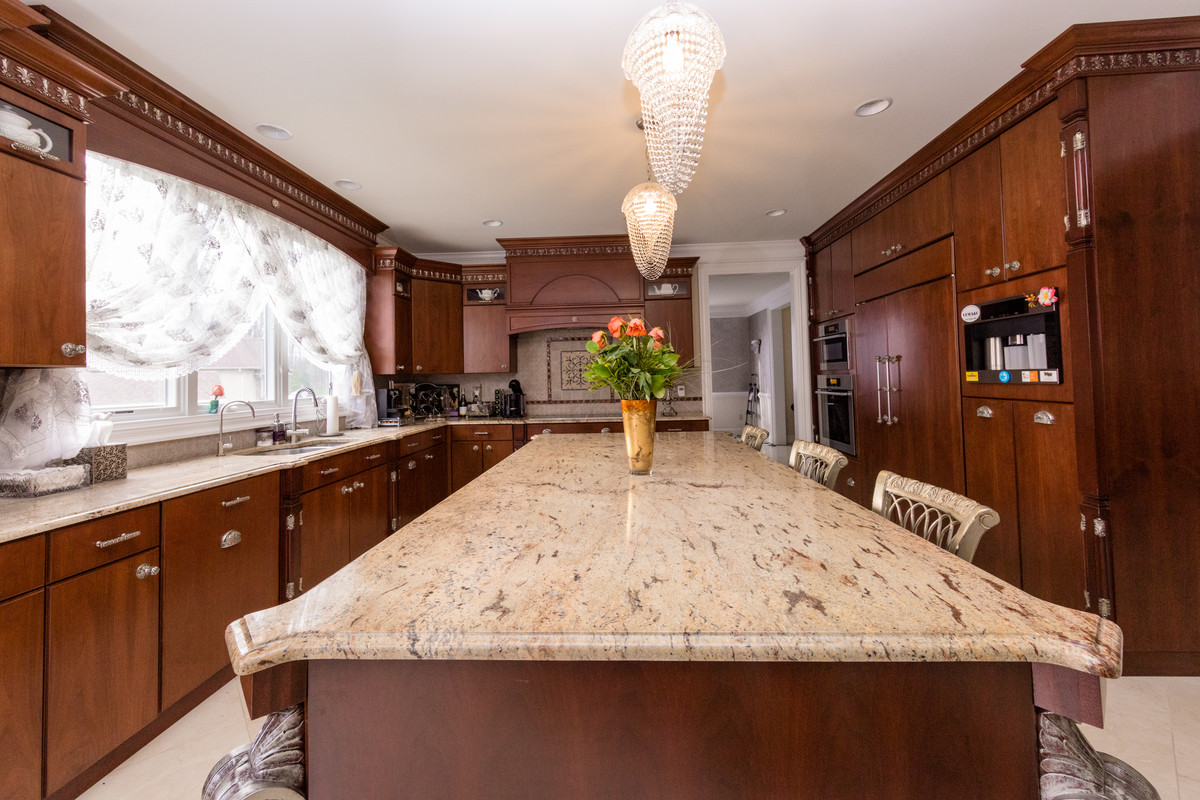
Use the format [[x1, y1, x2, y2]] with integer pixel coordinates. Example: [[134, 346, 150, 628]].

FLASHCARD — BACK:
[[0, 588, 43, 800], [450, 425, 515, 492], [962, 398, 1084, 609], [300, 464, 391, 592], [46, 549, 160, 794], [398, 441, 450, 528], [349, 465, 390, 560], [832, 455, 865, 506], [161, 473, 280, 709]]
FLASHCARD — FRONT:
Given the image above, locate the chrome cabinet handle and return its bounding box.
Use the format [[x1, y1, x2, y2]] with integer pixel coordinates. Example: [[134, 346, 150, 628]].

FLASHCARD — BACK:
[[424, 453, 434, 460], [220, 530, 242, 549], [875, 356, 884, 424], [500, 364, 507, 370], [485, 445, 492, 451], [61, 342, 86, 357], [847, 478, 856, 487], [396, 364, 404, 371], [96, 530, 141, 549], [432, 434, 444, 442], [416, 365, 423, 371], [221, 495, 251, 508], [472, 445, 480, 452], [883, 355, 898, 425], [1034, 410, 1056, 425], [985, 267, 1002, 277], [320, 467, 340, 476], [390, 470, 397, 482], [473, 431, 490, 435], [341, 485, 354, 495], [1005, 260, 1021, 273], [135, 563, 160, 580], [353, 481, 365, 489], [601, 427, 612, 434], [977, 405, 994, 418], [543, 428, 552, 434], [666, 428, 682, 432], [408, 460, 417, 470], [364, 453, 382, 461]]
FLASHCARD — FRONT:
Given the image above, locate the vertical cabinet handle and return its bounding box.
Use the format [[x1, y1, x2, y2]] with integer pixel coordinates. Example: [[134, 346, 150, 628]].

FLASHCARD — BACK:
[[976, 405, 994, 419], [875, 356, 884, 424], [220, 530, 242, 549], [883, 356, 897, 425], [1034, 411, 1056, 425]]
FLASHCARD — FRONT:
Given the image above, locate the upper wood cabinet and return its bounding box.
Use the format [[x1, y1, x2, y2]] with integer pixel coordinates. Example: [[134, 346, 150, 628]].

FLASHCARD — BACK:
[[365, 267, 413, 375], [951, 103, 1067, 292], [809, 234, 854, 322], [644, 275, 695, 367], [411, 276, 463, 375], [464, 305, 516, 373], [851, 172, 951, 275]]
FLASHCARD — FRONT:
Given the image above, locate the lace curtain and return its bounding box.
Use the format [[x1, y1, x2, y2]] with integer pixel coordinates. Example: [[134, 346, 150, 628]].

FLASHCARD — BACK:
[[0, 370, 91, 469], [85, 152, 376, 427]]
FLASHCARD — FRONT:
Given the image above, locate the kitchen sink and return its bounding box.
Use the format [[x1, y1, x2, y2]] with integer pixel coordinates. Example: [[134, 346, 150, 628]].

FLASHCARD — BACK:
[[238, 441, 346, 456]]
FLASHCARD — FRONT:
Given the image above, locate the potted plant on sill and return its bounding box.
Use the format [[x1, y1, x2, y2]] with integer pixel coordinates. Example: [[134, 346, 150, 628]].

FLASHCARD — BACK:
[[583, 315, 685, 475]]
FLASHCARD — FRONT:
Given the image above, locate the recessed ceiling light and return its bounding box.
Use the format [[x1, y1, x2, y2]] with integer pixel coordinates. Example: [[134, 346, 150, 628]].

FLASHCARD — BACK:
[[765, 208, 787, 217], [334, 179, 362, 191], [854, 98, 893, 117], [254, 123, 292, 140], [482, 219, 504, 228]]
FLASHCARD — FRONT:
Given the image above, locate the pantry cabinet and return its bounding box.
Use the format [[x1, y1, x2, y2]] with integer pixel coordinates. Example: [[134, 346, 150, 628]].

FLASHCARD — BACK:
[[160, 473, 280, 709], [951, 104, 1068, 293], [809, 234, 854, 322]]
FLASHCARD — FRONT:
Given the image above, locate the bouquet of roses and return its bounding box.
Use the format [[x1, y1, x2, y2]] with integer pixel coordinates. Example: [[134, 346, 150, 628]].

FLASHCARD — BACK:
[[583, 315, 684, 400]]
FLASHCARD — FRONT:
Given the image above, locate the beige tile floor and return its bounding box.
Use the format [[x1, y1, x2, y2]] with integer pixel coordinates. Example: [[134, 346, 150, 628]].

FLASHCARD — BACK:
[[76, 676, 1199, 800]]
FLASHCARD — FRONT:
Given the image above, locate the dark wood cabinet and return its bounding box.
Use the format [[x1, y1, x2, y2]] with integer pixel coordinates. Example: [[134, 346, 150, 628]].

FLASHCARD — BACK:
[[450, 425, 516, 492], [952, 104, 1067, 293], [365, 266, 413, 375], [463, 304, 516, 373], [0, 589, 43, 800], [644, 296, 694, 366], [398, 441, 450, 527], [832, 455, 865, 506], [809, 234, 854, 322], [851, 172, 950, 275], [160, 473, 280, 709], [412, 277, 463, 375], [854, 263, 963, 494], [349, 465, 390, 560], [300, 466, 390, 591], [46, 549, 160, 794], [961, 399, 1022, 586]]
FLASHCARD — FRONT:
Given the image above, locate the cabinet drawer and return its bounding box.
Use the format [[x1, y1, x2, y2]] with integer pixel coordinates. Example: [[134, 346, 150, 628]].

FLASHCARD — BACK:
[[532, 422, 619, 435], [450, 424, 513, 441], [48, 505, 160, 582], [301, 443, 391, 490], [0, 535, 45, 602], [655, 420, 708, 432], [398, 427, 446, 454]]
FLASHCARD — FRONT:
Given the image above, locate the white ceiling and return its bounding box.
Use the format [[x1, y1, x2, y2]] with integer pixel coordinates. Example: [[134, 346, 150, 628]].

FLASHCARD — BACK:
[[31, 0, 1200, 255]]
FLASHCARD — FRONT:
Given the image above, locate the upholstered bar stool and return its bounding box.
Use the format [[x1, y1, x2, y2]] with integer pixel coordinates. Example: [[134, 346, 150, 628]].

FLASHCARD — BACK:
[[788, 440, 848, 489], [740, 425, 769, 451], [870, 470, 999, 563]]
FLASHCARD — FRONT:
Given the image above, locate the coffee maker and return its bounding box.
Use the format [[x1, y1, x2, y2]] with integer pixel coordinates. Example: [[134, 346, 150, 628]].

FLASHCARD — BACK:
[[500, 379, 525, 418], [376, 382, 414, 424]]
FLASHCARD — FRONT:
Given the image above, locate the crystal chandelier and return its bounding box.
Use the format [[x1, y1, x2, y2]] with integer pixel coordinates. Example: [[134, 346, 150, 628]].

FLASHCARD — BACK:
[[622, 180, 677, 280], [622, 2, 725, 195]]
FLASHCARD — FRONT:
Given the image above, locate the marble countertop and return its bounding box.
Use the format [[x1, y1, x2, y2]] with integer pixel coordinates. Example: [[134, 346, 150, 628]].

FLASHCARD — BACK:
[[226, 432, 1123, 678]]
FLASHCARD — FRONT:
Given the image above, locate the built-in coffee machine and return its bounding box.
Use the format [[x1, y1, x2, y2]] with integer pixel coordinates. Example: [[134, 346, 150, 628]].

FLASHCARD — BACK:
[[376, 382, 414, 426]]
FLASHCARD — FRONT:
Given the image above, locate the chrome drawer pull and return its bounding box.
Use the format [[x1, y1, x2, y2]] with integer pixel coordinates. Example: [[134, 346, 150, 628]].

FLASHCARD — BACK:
[[221, 495, 251, 508], [220, 530, 242, 549], [353, 481, 365, 489], [320, 467, 340, 476], [601, 427, 611, 434], [666, 428, 682, 432], [1034, 411, 1056, 425], [135, 563, 160, 580], [543, 428, 552, 435], [473, 431, 490, 435], [976, 405, 994, 418], [96, 530, 141, 549], [364, 453, 382, 461]]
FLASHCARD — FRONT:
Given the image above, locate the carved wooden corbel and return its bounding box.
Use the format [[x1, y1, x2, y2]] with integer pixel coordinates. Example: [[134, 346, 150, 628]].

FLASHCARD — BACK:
[[1039, 712, 1160, 800], [203, 703, 306, 800]]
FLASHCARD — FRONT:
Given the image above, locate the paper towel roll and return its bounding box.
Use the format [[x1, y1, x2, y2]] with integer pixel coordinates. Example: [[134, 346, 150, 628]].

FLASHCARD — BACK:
[[325, 395, 339, 435]]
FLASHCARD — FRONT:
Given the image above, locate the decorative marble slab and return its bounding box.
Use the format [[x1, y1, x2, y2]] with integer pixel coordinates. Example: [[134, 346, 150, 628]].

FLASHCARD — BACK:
[[226, 432, 1122, 678]]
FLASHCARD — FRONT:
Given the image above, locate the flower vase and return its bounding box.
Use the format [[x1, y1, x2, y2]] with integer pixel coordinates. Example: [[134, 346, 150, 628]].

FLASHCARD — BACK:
[[621, 399, 657, 475]]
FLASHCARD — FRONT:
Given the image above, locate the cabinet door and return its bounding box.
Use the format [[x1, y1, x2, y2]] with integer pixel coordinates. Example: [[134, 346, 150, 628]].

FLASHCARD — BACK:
[[349, 465, 390, 560], [888, 171, 952, 259], [451, 440, 484, 493], [852, 297, 891, 483], [961, 399, 1021, 585], [463, 304, 515, 373], [300, 481, 351, 592], [883, 276, 965, 493], [644, 296, 694, 366], [951, 139, 1005, 293], [393, 295, 413, 375], [365, 268, 412, 375], [0, 590, 43, 800], [46, 550, 160, 794], [829, 234, 855, 319], [412, 279, 463, 374], [398, 453, 425, 528], [160, 474, 280, 709], [832, 455, 865, 507], [851, 210, 891, 275], [423, 442, 451, 510], [809, 245, 832, 321], [1014, 401, 1085, 611], [1000, 103, 1068, 280], [0, 154, 85, 366], [482, 439, 514, 471]]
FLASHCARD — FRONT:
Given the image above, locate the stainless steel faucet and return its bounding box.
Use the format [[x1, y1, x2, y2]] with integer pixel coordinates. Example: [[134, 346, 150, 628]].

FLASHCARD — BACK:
[[290, 387, 318, 443], [217, 400, 256, 456]]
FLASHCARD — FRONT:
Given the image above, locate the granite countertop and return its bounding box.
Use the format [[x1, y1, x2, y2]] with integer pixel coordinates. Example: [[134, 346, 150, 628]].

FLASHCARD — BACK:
[[226, 432, 1123, 678], [0, 414, 711, 545]]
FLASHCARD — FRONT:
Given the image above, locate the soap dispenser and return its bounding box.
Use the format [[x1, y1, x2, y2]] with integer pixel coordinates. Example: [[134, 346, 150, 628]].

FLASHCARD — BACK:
[[272, 413, 287, 444]]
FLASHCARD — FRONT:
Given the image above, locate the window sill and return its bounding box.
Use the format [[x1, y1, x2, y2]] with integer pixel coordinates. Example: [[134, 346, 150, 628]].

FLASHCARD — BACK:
[[107, 404, 322, 446]]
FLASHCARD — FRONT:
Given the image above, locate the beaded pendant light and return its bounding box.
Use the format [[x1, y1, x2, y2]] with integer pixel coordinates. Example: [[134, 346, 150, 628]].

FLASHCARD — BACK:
[[621, 179, 676, 280], [622, 2, 725, 195]]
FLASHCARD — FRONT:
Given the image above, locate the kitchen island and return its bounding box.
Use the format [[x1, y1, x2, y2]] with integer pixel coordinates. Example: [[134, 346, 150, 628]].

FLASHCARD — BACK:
[[215, 432, 1137, 800]]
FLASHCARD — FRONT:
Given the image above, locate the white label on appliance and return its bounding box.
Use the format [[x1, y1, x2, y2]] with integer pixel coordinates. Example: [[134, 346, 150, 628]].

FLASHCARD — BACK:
[[1040, 370, 1060, 383], [960, 304, 981, 323]]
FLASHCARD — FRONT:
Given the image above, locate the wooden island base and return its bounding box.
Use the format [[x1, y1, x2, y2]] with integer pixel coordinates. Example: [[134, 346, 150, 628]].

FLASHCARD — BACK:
[[307, 659, 1039, 799]]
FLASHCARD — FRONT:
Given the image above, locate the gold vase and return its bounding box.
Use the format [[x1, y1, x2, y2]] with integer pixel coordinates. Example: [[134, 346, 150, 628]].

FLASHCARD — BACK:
[[621, 399, 657, 475]]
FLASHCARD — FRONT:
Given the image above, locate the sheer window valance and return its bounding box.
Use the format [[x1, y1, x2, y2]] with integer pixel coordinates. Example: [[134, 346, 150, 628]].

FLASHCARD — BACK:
[[85, 152, 376, 427]]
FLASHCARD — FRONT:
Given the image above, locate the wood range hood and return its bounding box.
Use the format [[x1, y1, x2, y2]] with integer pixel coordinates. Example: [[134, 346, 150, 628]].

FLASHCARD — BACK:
[[497, 234, 697, 335]]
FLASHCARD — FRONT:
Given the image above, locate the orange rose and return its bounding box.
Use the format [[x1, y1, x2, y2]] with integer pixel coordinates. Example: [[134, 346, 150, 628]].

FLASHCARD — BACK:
[[627, 318, 647, 337], [649, 327, 665, 350], [591, 330, 607, 350], [607, 316, 625, 337]]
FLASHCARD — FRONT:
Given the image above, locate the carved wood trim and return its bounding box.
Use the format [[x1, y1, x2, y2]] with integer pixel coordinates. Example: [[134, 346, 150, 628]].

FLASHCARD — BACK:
[[808, 19, 1200, 251], [498, 234, 632, 258], [1038, 712, 1161, 799]]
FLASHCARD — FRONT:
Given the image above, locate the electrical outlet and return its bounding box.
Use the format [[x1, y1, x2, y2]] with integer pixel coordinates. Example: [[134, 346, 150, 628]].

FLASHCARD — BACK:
[[675, 384, 685, 398]]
